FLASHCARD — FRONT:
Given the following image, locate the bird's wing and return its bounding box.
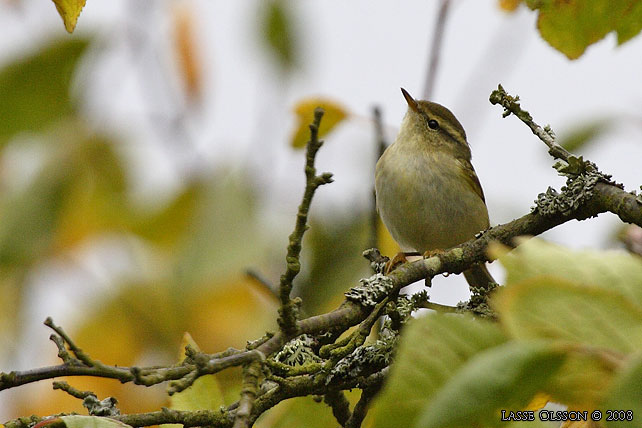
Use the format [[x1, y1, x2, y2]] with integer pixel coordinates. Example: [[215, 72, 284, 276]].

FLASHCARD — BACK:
[[457, 158, 486, 203]]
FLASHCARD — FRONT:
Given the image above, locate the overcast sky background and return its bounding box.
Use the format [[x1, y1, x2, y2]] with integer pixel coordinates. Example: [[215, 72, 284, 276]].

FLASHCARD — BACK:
[[0, 2, 641, 412]]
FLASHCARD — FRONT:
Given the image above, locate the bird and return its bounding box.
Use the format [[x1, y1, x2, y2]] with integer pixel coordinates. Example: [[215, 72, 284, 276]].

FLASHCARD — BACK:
[[375, 88, 495, 289]]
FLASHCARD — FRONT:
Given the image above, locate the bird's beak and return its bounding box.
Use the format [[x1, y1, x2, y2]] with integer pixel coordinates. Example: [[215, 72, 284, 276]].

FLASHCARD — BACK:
[[401, 87, 419, 112]]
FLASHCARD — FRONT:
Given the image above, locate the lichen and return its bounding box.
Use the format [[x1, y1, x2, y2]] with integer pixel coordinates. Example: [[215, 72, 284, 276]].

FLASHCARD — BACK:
[[344, 273, 395, 307], [533, 156, 615, 217], [326, 336, 395, 384], [273, 334, 322, 366]]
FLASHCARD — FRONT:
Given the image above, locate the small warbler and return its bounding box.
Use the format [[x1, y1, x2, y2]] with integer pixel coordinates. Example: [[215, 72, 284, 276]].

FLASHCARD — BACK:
[[375, 88, 494, 289]]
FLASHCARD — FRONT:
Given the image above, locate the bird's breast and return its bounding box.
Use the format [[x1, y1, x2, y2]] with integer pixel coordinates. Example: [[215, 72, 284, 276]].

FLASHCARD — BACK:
[[375, 147, 489, 252]]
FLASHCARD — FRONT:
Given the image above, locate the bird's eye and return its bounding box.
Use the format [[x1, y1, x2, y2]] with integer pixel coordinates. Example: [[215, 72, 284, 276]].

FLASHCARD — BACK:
[[428, 119, 439, 130]]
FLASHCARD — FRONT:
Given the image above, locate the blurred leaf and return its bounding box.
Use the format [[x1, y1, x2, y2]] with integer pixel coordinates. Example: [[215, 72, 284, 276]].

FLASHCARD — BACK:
[[371, 314, 506, 428], [172, 3, 202, 102], [299, 217, 370, 312], [51, 0, 87, 33], [52, 134, 129, 250], [546, 352, 613, 409], [494, 277, 642, 353], [132, 182, 205, 249], [60, 416, 131, 428], [0, 130, 129, 266], [163, 334, 224, 428], [522, 0, 642, 59], [615, 1, 642, 44], [260, 0, 297, 71], [547, 351, 615, 408], [524, 393, 549, 411], [0, 37, 89, 146], [291, 98, 349, 149], [171, 174, 263, 287], [493, 238, 642, 309], [415, 342, 565, 428], [256, 396, 338, 428], [560, 421, 601, 428], [499, 0, 520, 12], [0, 156, 70, 268], [604, 352, 642, 428], [559, 118, 614, 152]]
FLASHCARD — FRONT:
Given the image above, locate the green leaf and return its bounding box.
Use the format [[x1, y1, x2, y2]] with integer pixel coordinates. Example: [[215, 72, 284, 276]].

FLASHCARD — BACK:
[[496, 239, 642, 309], [414, 341, 565, 428], [546, 350, 615, 408], [171, 174, 263, 287], [0, 130, 130, 268], [559, 118, 615, 152], [604, 351, 642, 428], [260, 0, 297, 70], [256, 396, 340, 428], [495, 277, 642, 353], [132, 182, 205, 249], [0, 158, 70, 268], [371, 314, 506, 428], [616, 1, 642, 44], [60, 415, 132, 428], [524, 0, 642, 59], [299, 217, 370, 312], [51, 0, 87, 33], [0, 37, 89, 146]]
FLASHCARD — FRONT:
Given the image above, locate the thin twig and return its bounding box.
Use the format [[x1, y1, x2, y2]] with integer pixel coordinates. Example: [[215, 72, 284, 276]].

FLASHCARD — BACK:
[[423, 0, 452, 99], [245, 268, 279, 299], [278, 108, 333, 336], [420, 301, 459, 313], [232, 360, 262, 428], [489, 84, 572, 161], [371, 107, 387, 251], [53, 381, 95, 400]]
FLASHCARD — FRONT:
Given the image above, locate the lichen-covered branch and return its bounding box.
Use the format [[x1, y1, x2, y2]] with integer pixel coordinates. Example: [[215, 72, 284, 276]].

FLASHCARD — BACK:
[[278, 107, 334, 336], [489, 84, 572, 162]]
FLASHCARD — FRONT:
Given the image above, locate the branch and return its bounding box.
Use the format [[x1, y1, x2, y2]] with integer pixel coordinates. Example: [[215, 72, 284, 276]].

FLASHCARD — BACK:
[[423, 0, 452, 99], [370, 107, 387, 251], [489, 84, 572, 161], [324, 391, 351, 426], [278, 107, 334, 336], [345, 384, 383, 428], [232, 360, 263, 428]]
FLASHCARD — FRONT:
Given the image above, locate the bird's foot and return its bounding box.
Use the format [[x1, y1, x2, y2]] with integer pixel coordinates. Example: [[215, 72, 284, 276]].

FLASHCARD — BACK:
[[422, 249, 445, 259], [384, 251, 414, 275]]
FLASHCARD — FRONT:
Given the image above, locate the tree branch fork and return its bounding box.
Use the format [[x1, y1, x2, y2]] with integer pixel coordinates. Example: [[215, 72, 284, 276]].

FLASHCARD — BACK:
[[2, 88, 642, 428]]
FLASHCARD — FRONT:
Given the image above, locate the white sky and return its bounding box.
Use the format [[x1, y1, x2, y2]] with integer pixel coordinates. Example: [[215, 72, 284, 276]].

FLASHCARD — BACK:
[[0, 1, 641, 416]]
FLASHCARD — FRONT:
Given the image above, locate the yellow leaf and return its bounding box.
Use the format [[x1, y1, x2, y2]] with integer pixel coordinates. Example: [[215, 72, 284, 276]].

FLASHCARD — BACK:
[[51, 0, 86, 33], [291, 98, 349, 148], [164, 333, 224, 427], [524, 393, 549, 411], [177, 332, 201, 360], [173, 2, 203, 102], [499, 0, 521, 12]]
